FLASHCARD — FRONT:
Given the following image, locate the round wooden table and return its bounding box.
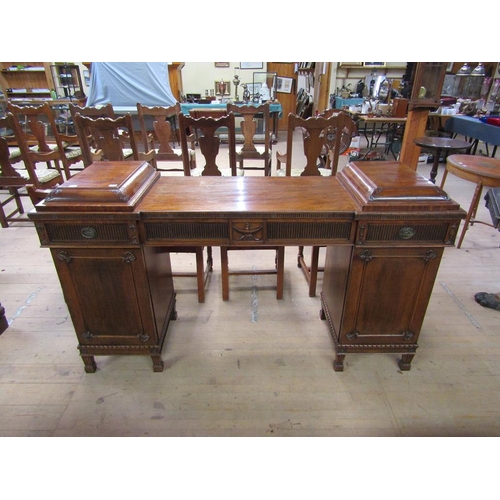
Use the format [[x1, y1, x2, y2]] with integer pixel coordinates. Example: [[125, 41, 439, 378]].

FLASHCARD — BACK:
[[442, 154, 500, 248], [414, 136, 472, 183]]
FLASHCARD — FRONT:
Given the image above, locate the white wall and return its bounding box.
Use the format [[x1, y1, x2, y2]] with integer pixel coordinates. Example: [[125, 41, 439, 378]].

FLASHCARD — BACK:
[[182, 62, 268, 97]]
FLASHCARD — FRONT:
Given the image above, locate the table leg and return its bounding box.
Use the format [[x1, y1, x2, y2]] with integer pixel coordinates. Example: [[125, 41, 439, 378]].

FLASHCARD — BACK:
[[271, 112, 278, 144], [457, 181, 483, 249], [429, 148, 442, 184]]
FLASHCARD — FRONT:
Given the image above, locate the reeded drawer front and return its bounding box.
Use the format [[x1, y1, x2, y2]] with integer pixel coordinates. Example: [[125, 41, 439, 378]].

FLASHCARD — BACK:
[[37, 222, 139, 246], [267, 220, 353, 243], [356, 220, 457, 245], [143, 221, 229, 243]]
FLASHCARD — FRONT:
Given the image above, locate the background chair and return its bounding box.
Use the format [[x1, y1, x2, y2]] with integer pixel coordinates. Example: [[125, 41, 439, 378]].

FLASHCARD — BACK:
[[6, 107, 65, 189], [73, 113, 154, 167], [227, 103, 272, 176], [69, 103, 118, 167], [1, 113, 64, 226], [0, 114, 29, 227], [8, 102, 85, 180], [7, 102, 83, 179], [179, 113, 237, 176], [276, 110, 354, 177], [136, 102, 196, 173], [179, 112, 284, 301], [278, 111, 355, 296]]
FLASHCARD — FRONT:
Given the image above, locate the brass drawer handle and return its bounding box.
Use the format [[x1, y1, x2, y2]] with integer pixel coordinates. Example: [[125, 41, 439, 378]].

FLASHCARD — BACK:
[[398, 226, 416, 240], [81, 227, 97, 239]]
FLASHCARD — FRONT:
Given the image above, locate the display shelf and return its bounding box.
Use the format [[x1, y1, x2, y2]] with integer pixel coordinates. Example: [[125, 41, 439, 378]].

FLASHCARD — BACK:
[[0, 62, 54, 100], [50, 64, 85, 100]]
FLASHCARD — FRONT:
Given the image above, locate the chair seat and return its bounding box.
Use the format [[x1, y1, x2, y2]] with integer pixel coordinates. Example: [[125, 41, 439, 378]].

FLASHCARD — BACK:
[[156, 148, 195, 159], [64, 147, 83, 159], [276, 167, 332, 177], [8, 147, 22, 160], [189, 167, 235, 176], [235, 145, 266, 155], [18, 168, 61, 184]]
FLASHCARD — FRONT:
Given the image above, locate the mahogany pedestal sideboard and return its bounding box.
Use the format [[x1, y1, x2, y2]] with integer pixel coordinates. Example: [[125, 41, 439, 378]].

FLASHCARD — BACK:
[[28, 161, 465, 373]]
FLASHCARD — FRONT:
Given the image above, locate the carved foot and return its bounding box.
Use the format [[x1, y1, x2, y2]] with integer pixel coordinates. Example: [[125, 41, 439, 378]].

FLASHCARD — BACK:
[[82, 355, 97, 373], [152, 355, 164, 372], [319, 308, 326, 320], [333, 354, 345, 372], [398, 354, 415, 371]]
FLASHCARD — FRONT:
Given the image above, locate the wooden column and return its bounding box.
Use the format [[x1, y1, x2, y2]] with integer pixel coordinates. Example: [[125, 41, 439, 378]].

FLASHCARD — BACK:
[[399, 109, 429, 170], [168, 62, 184, 101]]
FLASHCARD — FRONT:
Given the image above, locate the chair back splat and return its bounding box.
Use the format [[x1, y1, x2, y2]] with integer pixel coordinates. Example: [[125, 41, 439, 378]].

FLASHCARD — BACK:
[[179, 113, 237, 176]]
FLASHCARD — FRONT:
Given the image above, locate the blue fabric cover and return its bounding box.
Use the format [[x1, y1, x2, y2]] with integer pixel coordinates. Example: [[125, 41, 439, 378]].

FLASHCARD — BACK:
[[86, 62, 177, 107]]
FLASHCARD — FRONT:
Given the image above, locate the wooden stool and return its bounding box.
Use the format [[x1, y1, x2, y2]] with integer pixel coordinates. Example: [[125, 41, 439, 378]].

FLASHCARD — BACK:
[[441, 154, 500, 248], [414, 136, 472, 183]]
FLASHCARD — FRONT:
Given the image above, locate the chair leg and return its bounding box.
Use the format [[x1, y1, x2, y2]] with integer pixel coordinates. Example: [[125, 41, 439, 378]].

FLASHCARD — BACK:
[[206, 246, 213, 272], [297, 245, 321, 297], [221, 246, 229, 301], [308, 246, 320, 297], [194, 247, 205, 303], [276, 247, 285, 300], [0, 188, 25, 228]]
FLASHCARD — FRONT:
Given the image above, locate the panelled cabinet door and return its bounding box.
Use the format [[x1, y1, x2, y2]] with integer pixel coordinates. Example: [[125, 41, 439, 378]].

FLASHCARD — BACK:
[[51, 247, 157, 346], [340, 246, 444, 345]]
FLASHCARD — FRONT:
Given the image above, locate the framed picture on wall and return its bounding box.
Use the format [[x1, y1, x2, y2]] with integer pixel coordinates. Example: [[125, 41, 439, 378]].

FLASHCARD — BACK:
[[214, 62, 230, 68], [241, 62, 263, 69], [277, 76, 293, 94], [246, 83, 262, 96]]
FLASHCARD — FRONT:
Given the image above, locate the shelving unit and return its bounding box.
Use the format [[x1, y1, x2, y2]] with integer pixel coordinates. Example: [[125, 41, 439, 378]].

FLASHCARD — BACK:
[[335, 63, 407, 94], [50, 64, 85, 100], [0, 62, 54, 101]]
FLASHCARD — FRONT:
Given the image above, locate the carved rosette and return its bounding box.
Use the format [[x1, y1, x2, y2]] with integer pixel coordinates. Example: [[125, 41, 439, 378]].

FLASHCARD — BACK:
[[122, 251, 136, 263], [57, 251, 72, 263]]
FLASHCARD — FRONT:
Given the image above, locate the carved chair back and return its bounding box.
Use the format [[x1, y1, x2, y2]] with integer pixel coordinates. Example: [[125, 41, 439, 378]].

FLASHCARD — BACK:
[[136, 102, 196, 171], [6, 103, 65, 187], [73, 113, 140, 166], [227, 102, 272, 175], [284, 111, 354, 176], [179, 113, 237, 176]]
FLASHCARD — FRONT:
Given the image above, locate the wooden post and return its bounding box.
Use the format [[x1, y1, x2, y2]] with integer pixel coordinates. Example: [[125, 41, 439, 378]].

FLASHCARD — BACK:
[[399, 108, 429, 170]]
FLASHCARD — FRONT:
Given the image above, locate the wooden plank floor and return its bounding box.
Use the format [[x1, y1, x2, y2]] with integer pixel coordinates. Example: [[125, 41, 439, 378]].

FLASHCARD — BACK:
[[1, 133, 500, 438]]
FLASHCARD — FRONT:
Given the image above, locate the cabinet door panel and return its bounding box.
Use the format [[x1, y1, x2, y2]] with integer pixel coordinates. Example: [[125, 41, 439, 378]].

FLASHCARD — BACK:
[[52, 248, 156, 345], [340, 247, 443, 343]]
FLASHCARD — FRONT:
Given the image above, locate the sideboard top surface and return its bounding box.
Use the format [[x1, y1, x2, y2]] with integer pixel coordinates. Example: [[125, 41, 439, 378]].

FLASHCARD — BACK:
[[30, 161, 464, 219]]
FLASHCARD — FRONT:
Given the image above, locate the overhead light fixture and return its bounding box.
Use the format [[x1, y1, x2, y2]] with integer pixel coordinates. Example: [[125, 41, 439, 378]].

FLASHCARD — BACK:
[[456, 63, 471, 75], [471, 62, 486, 76]]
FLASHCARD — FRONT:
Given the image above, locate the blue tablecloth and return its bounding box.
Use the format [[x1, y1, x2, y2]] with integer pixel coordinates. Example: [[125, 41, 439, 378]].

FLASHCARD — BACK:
[[334, 97, 364, 109], [180, 102, 283, 118], [445, 115, 500, 148]]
